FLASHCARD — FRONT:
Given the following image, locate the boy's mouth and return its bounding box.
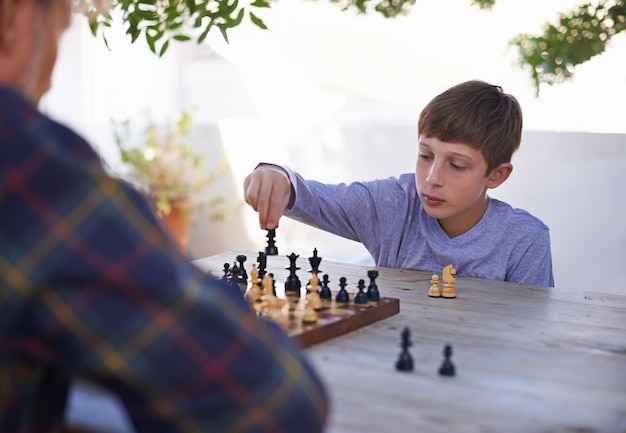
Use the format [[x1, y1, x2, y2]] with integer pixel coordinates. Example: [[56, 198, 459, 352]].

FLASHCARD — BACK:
[[422, 194, 445, 206]]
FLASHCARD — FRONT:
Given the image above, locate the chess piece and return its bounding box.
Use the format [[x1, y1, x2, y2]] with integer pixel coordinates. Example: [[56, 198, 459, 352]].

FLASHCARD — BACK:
[[231, 261, 239, 284], [268, 272, 277, 296], [428, 274, 442, 297], [284, 252, 302, 295], [354, 279, 368, 305], [262, 273, 274, 297], [302, 300, 318, 324], [307, 271, 319, 293], [306, 273, 323, 310], [235, 255, 248, 286], [221, 262, 242, 294], [441, 264, 457, 298], [335, 277, 349, 304], [319, 274, 332, 300], [221, 262, 232, 283], [308, 248, 322, 275], [244, 264, 262, 303], [249, 263, 259, 287], [438, 344, 456, 377], [265, 228, 278, 255], [366, 270, 380, 303], [258, 294, 287, 328], [256, 251, 267, 280], [395, 327, 414, 372]]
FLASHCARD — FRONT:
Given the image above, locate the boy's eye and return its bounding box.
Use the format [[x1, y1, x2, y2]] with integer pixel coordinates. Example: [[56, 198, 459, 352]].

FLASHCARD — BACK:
[[418, 153, 433, 160], [449, 162, 465, 171]]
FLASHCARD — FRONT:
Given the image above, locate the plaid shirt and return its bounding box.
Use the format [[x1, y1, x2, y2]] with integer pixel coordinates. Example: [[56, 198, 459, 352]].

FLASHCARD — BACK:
[[0, 87, 327, 432]]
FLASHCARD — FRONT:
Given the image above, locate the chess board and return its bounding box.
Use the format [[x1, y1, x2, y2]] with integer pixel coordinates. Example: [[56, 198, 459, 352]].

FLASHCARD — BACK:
[[272, 292, 400, 348]]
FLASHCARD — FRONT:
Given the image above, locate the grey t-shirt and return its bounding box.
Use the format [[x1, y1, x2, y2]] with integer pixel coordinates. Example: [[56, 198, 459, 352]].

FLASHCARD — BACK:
[[284, 171, 554, 287]]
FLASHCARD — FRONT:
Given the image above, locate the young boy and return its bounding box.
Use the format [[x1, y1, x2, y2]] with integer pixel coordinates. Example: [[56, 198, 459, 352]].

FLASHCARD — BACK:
[[244, 80, 554, 287]]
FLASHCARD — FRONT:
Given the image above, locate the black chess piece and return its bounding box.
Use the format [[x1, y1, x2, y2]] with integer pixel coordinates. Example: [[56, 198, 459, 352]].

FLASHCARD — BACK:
[[319, 274, 332, 299], [231, 261, 240, 285], [221, 262, 242, 295], [265, 229, 278, 255], [268, 272, 277, 296], [284, 252, 301, 295], [395, 327, 414, 372], [308, 248, 322, 275], [438, 344, 456, 377], [235, 255, 248, 285], [221, 262, 231, 282], [335, 277, 349, 304], [354, 279, 368, 305], [366, 269, 380, 302], [256, 251, 267, 280]]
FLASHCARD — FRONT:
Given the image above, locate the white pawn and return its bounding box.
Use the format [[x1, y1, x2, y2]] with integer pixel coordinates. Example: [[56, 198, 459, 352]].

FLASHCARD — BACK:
[[306, 272, 322, 310], [244, 264, 262, 303]]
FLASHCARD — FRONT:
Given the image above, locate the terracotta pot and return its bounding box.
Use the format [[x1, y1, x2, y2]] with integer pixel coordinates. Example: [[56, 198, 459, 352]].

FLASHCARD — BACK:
[[159, 197, 196, 253]]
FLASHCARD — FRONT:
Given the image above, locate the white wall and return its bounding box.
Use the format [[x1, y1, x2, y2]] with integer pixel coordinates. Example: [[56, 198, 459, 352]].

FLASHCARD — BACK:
[[494, 131, 626, 294]]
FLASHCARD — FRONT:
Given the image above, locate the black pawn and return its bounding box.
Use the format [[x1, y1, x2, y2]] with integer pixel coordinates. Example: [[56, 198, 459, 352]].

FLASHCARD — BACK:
[[235, 255, 248, 286], [366, 270, 380, 302], [284, 252, 302, 294], [319, 274, 332, 299], [396, 327, 414, 372], [335, 277, 350, 304], [265, 229, 278, 255], [221, 262, 231, 282], [354, 279, 368, 305], [438, 344, 456, 377]]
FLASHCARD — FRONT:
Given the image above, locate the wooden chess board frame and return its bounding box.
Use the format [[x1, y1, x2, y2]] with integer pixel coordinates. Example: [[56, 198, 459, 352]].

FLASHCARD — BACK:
[[279, 292, 400, 348]]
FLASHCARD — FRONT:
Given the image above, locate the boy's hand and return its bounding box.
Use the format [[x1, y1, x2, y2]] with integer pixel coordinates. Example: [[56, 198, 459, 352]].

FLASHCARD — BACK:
[[243, 164, 292, 230]]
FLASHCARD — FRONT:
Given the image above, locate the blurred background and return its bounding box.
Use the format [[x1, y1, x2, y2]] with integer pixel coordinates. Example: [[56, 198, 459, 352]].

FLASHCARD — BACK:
[[43, 0, 626, 294]]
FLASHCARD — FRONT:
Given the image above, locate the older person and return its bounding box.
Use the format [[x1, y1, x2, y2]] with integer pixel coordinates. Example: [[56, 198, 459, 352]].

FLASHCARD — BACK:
[[0, 0, 327, 431]]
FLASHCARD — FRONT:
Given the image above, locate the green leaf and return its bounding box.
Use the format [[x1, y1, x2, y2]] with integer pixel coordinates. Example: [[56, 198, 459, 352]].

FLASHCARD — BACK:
[[219, 26, 230, 43], [229, 8, 245, 26], [185, 0, 196, 13], [159, 39, 170, 56], [198, 23, 212, 43], [220, 0, 239, 16], [88, 17, 99, 36], [249, 12, 268, 29], [102, 33, 111, 51], [173, 34, 191, 41], [250, 0, 271, 7], [146, 31, 156, 53]]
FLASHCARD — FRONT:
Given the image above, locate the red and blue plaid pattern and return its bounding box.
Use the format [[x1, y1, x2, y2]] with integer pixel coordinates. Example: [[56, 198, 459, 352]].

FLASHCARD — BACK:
[[0, 87, 327, 432]]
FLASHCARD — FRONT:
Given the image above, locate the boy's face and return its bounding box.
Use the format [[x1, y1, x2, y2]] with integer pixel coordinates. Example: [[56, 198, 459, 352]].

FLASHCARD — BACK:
[[415, 136, 511, 238]]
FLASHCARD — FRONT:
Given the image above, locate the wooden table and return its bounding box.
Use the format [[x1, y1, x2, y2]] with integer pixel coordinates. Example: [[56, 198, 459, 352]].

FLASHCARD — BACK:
[[196, 250, 626, 433]]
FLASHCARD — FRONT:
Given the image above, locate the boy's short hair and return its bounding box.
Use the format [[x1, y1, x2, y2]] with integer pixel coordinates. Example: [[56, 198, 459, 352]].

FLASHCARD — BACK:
[[417, 80, 523, 175]]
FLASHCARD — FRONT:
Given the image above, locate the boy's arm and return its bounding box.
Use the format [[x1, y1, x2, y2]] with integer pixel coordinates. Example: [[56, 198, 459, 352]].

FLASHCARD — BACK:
[[1, 131, 327, 432], [283, 168, 401, 247]]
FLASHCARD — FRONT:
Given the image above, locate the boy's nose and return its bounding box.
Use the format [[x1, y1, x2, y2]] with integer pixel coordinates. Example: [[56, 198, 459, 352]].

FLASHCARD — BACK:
[[426, 164, 443, 186]]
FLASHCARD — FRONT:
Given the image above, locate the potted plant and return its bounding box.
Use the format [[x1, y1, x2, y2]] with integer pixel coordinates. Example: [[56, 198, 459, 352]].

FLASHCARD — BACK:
[[113, 108, 231, 252]]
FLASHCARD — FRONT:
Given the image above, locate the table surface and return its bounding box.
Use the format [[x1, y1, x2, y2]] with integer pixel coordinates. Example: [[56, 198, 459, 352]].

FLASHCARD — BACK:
[[196, 250, 626, 433]]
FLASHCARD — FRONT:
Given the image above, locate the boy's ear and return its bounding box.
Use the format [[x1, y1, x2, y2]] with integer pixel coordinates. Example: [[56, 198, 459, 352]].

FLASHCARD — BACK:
[[486, 162, 513, 189]]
